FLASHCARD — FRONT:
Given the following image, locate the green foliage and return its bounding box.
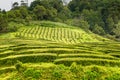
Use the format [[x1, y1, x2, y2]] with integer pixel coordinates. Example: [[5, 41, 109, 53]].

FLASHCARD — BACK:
[[106, 73, 120, 80], [72, 19, 90, 31], [19, 6, 28, 19], [0, 67, 15, 75], [29, 0, 67, 21], [52, 64, 66, 79], [0, 54, 57, 67], [92, 24, 105, 35], [33, 5, 47, 20], [15, 60, 25, 72], [52, 68, 62, 79], [23, 68, 41, 79], [68, 0, 120, 38], [70, 62, 79, 73], [7, 64, 120, 80], [0, 0, 120, 39], [12, 2, 19, 9], [113, 22, 120, 39], [0, 34, 120, 79], [84, 70, 100, 80], [54, 58, 120, 66], [0, 14, 8, 32], [7, 22, 24, 32]]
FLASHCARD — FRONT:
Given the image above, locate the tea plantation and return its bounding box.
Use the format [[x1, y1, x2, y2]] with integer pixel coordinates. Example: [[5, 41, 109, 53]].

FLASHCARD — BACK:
[[0, 21, 120, 80]]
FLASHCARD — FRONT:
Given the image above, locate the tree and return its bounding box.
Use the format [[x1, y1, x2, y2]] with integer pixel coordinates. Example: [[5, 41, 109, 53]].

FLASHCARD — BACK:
[[50, 0, 64, 12], [0, 9, 1, 13], [92, 24, 105, 35], [12, 2, 19, 9], [33, 5, 47, 20], [58, 6, 72, 21], [0, 14, 8, 32], [2, 10, 6, 14], [113, 23, 120, 38], [14, 10, 22, 19], [30, 0, 50, 10], [45, 8, 57, 20], [72, 19, 90, 31], [81, 9, 105, 31], [19, 6, 28, 19], [106, 17, 115, 35], [7, 11, 16, 20]]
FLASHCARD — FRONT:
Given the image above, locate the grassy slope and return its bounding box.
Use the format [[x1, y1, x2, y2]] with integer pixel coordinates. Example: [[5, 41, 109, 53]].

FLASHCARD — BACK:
[[15, 21, 109, 43], [0, 21, 109, 43], [0, 21, 120, 79]]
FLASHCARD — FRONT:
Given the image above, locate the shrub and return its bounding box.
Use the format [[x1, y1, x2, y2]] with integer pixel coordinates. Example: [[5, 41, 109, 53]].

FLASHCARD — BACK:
[[15, 60, 25, 72], [70, 62, 78, 73], [84, 70, 100, 80], [23, 68, 41, 79], [52, 69, 62, 79], [105, 73, 120, 80], [52, 64, 66, 79]]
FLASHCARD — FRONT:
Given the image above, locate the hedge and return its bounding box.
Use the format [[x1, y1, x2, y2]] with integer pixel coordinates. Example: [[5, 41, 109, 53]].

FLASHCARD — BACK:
[[0, 53, 57, 66], [54, 58, 120, 66]]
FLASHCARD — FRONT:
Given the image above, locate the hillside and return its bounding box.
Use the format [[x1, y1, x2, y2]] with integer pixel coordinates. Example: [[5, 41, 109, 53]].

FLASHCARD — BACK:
[[0, 0, 120, 79], [0, 21, 120, 80], [9, 21, 109, 43]]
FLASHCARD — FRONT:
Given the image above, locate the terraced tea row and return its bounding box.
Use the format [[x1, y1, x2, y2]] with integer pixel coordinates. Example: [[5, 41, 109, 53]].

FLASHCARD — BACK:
[[54, 58, 120, 66], [15, 26, 99, 44], [0, 42, 120, 67]]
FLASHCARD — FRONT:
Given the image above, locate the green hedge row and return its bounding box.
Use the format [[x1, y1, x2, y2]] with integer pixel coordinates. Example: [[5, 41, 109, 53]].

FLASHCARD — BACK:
[[0, 48, 59, 58], [9, 46, 48, 51], [41, 49, 95, 54], [0, 51, 14, 58], [0, 67, 16, 75], [58, 54, 117, 60], [109, 53, 120, 58], [54, 58, 120, 66], [0, 48, 9, 53], [0, 54, 57, 66]]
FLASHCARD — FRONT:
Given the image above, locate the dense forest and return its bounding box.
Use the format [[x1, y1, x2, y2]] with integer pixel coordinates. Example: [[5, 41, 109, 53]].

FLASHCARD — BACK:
[[0, 0, 120, 40]]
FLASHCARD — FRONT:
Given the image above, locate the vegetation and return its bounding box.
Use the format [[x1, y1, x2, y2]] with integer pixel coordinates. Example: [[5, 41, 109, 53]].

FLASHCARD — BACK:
[[15, 21, 107, 44], [0, 0, 120, 79], [0, 0, 120, 40], [0, 21, 120, 79]]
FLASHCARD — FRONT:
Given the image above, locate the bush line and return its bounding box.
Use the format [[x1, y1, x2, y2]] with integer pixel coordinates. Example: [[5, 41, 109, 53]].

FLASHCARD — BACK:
[[54, 58, 120, 66]]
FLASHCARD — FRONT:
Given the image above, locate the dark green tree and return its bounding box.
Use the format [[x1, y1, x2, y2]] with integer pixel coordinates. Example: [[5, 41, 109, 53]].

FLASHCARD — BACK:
[[19, 6, 28, 19], [12, 2, 19, 9], [92, 24, 105, 35], [33, 5, 47, 20], [0, 14, 8, 32]]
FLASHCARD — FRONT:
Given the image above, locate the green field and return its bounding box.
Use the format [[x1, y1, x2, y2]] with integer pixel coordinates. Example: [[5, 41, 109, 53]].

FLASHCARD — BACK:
[[0, 21, 120, 80]]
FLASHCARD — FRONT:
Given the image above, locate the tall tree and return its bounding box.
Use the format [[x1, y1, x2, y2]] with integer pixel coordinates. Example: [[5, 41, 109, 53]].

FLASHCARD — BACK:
[[12, 2, 19, 9], [0, 14, 8, 32], [33, 5, 47, 20]]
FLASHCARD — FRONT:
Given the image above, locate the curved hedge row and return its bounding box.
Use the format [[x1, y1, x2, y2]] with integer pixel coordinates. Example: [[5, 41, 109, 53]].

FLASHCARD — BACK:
[[15, 26, 99, 43], [54, 58, 120, 66], [58, 54, 118, 60], [0, 54, 57, 67]]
